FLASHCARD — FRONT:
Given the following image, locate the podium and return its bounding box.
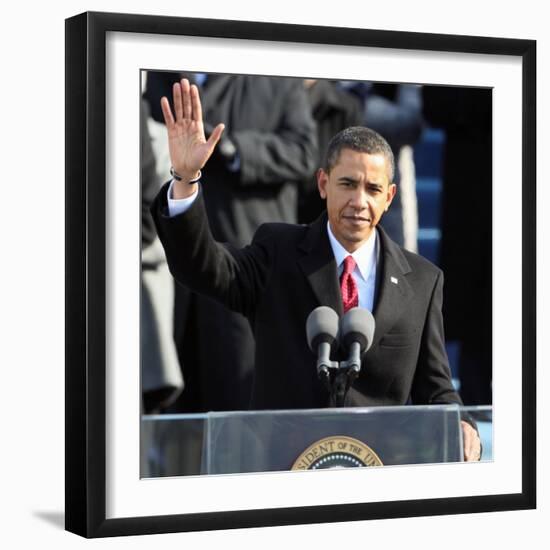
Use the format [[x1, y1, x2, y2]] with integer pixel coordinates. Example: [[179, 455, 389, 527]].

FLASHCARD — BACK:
[[141, 405, 492, 477]]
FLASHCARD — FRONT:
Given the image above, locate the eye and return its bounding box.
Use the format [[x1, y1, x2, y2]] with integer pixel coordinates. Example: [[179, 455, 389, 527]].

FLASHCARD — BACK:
[[339, 180, 356, 188]]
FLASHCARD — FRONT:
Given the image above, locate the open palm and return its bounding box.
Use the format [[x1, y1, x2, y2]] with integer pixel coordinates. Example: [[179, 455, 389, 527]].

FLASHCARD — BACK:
[[160, 78, 224, 181]]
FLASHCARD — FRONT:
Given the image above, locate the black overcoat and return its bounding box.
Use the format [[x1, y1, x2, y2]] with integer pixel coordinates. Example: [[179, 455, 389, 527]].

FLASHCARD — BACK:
[[152, 184, 463, 410]]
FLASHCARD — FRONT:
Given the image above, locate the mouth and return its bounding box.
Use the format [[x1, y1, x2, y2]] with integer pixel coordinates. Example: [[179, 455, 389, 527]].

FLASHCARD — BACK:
[[342, 215, 371, 225]]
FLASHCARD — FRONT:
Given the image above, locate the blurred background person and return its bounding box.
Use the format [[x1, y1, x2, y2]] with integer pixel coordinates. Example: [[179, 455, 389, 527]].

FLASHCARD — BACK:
[[141, 97, 184, 413], [298, 79, 364, 224], [423, 85, 492, 406], [340, 81, 424, 252]]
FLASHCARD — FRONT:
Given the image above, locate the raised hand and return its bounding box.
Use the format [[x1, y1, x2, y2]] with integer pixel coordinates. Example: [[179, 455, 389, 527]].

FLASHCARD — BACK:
[[160, 78, 224, 198]]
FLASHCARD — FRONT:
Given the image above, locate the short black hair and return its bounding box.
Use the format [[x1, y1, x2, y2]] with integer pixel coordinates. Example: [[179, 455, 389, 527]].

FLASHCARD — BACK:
[[323, 126, 395, 182]]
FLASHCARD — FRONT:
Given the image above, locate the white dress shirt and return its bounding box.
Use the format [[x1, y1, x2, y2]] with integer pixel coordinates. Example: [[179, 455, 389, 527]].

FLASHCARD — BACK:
[[167, 179, 200, 216], [326, 222, 378, 312], [167, 181, 378, 311]]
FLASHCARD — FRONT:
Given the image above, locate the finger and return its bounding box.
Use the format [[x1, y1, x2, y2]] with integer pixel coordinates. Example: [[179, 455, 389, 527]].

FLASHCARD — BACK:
[[461, 422, 480, 461], [181, 78, 192, 120], [160, 96, 175, 127], [465, 436, 473, 461], [461, 421, 472, 461], [173, 82, 183, 122], [205, 123, 225, 153], [190, 84, 203, 123], [472, 435, 481, 460]]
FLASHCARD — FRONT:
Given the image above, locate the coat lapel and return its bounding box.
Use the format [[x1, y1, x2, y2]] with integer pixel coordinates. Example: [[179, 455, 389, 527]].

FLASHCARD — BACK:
[[297, 219, 415, 338], [298, 214, 344, 317], [371, 227, 415, 347]]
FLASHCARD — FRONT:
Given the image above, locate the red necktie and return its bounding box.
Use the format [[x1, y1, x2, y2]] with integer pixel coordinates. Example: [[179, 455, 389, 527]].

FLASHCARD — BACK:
[[340, 255, 359, 313]]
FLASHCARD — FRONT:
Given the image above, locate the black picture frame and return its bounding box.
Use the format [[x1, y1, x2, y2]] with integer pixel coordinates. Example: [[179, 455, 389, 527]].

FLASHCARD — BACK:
[[65, 11, 536, 538]]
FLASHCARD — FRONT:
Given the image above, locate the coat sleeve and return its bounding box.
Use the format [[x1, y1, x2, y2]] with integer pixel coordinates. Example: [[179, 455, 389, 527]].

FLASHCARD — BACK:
[[410, 269, 479, 436], [231, 80, 318, 186], [150, 182, 273, 317], [410, 270, 463, 406]]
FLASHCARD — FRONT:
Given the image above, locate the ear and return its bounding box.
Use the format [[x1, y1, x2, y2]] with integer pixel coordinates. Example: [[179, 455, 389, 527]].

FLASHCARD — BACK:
[[384, 183, 397, 212], [317, 168, 329, 199]]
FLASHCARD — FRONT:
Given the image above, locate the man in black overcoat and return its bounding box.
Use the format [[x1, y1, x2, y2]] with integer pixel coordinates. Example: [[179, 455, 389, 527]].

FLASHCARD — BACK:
[[151, 79, 481, 460]]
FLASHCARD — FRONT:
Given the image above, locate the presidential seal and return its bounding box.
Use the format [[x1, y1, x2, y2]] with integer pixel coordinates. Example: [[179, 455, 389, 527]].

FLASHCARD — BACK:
[[291, 436, 383, 470]]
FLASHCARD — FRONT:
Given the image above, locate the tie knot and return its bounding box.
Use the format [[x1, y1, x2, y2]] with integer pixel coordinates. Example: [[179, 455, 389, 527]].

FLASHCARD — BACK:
[[343, 255, 356, 275]]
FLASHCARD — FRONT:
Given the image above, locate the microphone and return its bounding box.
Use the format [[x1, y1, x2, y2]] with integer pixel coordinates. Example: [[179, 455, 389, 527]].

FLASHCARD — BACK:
[[339, 307, 376, 374], [306, 306, 339, 381]]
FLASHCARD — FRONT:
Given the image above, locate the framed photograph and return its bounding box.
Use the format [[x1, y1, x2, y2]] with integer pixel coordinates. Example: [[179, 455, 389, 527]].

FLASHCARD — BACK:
[[65, 11, 536, 537]]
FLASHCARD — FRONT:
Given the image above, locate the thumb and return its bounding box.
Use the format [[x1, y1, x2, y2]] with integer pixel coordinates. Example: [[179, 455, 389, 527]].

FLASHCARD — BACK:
[[205, 123, 225, 152]]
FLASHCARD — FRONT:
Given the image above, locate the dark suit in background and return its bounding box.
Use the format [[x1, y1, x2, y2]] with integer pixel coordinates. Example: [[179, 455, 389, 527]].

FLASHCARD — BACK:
[[152, 186, 463, 410], [298, 80, 364, 224], [423, 86, 492, 405], [342, 83, 424, 249]]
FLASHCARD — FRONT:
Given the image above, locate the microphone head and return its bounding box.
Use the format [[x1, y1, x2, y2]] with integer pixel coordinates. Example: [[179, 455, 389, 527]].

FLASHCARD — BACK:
[[339, 307, 376, 353], [306, 306, 339, 351]]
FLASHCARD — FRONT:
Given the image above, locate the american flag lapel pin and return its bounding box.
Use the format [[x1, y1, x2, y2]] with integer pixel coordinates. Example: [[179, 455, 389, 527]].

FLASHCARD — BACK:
[[391, 276, 398, 285]]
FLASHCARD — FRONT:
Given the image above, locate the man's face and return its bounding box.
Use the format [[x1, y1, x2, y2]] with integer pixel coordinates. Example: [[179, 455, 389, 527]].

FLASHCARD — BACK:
[[317, 148, 396, 253]]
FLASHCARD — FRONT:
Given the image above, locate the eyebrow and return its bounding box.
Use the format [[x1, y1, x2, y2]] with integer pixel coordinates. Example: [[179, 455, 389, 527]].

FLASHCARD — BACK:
[[367, 182, 384, 189], [337, 176, 385, 188]]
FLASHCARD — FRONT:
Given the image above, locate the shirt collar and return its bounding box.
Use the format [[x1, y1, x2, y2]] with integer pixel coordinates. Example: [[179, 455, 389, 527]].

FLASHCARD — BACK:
[[326, 221, 378, 282]]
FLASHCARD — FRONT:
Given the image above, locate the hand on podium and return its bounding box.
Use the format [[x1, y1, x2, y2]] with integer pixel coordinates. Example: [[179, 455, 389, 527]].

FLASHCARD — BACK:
[[461, 420, 481, 461]]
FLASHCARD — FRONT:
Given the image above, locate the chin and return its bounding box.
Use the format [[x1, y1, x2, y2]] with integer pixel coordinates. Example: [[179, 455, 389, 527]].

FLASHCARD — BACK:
[[343, 233, 365, 244]]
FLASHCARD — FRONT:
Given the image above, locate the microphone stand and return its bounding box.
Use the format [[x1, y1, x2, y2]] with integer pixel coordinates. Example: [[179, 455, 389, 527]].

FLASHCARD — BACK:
[[329, 342, 362, 408], [316, 342, 339, 394]]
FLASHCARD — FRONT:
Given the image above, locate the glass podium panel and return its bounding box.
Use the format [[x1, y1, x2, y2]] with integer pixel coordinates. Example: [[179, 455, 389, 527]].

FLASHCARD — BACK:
[[141, 414, 206, 477], [204, 406, 462, 474], [141, 405, 492, 478]]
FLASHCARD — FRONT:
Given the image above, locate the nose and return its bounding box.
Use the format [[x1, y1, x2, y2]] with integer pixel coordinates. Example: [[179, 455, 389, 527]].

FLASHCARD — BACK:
[[348, 187, 369, 210]]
